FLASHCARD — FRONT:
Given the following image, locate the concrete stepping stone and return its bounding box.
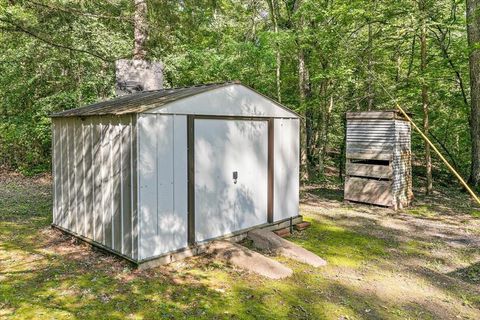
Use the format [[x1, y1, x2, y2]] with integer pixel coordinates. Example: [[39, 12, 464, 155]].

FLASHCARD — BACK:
[[205, 240, 293, 279], [247, 229, 327, 268]]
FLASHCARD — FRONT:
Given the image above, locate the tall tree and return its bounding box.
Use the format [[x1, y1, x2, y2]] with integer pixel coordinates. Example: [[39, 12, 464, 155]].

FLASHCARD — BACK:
[[420, 0, 433, 194], [133, 0, 147, 59], [266, 0, 282, 102], [467, 0, 480, 188]]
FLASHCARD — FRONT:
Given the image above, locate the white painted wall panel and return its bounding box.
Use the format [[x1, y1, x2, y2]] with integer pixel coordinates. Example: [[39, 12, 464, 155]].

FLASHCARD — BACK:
[[148, 85, 297, 118], [172, 115, 188, 251], [194, 119, 268, 242], [273, 118, 300, 221], [156, 115, 175, 255], [138, 114, 189, 260], [138, 114, 158, 259]]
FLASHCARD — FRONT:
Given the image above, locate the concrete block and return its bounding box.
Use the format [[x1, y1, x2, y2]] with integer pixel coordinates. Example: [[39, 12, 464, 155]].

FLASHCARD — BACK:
[[206, 240, 293, 279], [247, 229, 327, 268]]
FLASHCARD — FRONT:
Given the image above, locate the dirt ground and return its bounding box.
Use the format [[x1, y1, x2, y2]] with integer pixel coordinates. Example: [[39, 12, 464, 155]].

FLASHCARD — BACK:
[[0, 171, 479, 319], [300, 182, 480, 319]]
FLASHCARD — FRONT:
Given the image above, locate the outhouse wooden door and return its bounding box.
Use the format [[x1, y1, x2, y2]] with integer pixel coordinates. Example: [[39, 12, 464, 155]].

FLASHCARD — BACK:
[[193, 118, 269, 242]]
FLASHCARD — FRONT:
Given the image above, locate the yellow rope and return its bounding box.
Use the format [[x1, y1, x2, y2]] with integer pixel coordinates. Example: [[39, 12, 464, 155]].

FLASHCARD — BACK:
[[394, 103, 480, 206]]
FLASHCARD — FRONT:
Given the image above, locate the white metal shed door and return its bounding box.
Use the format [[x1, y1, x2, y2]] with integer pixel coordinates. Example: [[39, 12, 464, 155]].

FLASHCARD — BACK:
[[194, 118, 268, 242]]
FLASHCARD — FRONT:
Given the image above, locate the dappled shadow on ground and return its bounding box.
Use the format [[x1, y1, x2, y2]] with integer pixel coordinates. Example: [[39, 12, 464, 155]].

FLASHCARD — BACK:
[[447, 261, 480, 285], [298, 181, 480, 317], [2, 170, 480, 319]]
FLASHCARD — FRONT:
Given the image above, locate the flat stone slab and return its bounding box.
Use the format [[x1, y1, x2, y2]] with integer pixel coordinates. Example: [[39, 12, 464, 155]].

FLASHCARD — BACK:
[[205, 240, 293, 279], [248, 229, 327, 268]]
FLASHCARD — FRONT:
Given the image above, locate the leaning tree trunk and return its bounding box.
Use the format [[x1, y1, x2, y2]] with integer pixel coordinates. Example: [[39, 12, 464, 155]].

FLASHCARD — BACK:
[[467, 0, 480, 188], [133, 0, 147, 59], [420, 0, 433, 195]]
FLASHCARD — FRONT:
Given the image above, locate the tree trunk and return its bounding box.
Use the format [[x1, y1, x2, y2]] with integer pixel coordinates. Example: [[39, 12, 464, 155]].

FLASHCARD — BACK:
[[467, 0, 480, 188], [420, 0, 433, 195], [367, 22, 374, 110], [298, 47, 314, 180], [318, 95, 333, 174], [266, 0, 282, 102], [133, 0, 147, 59]]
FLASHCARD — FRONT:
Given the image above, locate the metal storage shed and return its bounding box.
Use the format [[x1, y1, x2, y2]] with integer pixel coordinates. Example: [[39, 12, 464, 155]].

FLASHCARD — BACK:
[[51, 82, 300, 264], [344, 110, 413, 209]]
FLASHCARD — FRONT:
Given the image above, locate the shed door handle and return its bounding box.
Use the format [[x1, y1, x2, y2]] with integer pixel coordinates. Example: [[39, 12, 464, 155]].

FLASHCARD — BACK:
[[233, 171, 238, 184]]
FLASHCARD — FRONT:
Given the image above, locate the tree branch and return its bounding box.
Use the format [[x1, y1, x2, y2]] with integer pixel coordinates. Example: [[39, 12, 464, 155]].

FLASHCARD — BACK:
[[24, 0, 133, 22], [430, 25, 469, 108], [0, 16, 113, 62]]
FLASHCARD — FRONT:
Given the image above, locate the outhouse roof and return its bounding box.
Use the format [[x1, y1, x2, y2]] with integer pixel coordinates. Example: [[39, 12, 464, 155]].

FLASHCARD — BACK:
[[346, 110, 412, 120], [51, 81, 300, 118]]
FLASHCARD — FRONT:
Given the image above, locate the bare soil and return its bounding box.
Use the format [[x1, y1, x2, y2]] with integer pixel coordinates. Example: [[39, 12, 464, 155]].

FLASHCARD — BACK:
[[1, 170, 479, 319]]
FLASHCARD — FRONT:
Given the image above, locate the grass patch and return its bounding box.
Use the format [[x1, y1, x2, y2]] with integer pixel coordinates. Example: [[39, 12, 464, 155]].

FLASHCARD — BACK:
[[405, 205, 437, 218], [470, 209, 480, 218], [1, 173, 480, 319], [289, 217, 389, 268]]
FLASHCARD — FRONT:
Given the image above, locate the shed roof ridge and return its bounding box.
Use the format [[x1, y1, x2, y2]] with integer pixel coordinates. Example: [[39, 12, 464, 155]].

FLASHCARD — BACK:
[[50, 81, 238, 117]]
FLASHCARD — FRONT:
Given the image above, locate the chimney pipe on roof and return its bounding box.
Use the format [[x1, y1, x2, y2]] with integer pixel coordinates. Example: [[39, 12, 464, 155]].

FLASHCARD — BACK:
[[115, 59, 163, 96], [115, 1, 163, 96]]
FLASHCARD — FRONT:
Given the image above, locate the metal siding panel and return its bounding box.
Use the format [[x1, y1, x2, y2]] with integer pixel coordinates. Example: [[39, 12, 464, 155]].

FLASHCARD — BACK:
[[100, 118, 111, 246], [52, 83, 300, 119], [112, 122, 122, 252], [194, 119, 268, 242], [156, 115, 175, 255], [84, 120, 94, 239], [67, 119, 76, 232], [173, 115, 188, 251], [153, 85, 297, 118], [60, 118, 68, 229], [138, 114, 158, 260], [273, 118, 300, 221], [104, 119, 113, 248], [92, 118, 104, 244], [75, 119, 85, 236], [121, 119, 133, 257], [132, 115, 139, 260]]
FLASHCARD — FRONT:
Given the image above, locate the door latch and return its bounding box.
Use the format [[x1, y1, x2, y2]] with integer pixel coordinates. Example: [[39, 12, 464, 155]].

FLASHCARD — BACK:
[[233, 171, 238, 184]]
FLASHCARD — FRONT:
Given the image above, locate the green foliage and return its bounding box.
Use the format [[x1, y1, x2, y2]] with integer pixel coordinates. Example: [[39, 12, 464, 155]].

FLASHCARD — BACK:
[[0, 0, 475, 179]]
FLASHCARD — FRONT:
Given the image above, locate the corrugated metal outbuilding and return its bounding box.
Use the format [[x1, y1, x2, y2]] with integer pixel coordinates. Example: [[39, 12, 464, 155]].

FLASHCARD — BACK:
[[51, 82, 300, 263], [344, 111, 413, 209]]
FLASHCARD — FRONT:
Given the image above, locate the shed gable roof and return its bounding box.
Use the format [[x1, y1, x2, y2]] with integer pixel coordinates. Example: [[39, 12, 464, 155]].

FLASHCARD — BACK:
[[51, 82, 299, 118]]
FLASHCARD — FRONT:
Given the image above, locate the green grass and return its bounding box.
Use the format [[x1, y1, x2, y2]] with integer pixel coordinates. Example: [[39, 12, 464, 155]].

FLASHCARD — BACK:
[[470, 209, 480, 218], [1, 174, 479, 319], [289, 217, 389, 268]]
